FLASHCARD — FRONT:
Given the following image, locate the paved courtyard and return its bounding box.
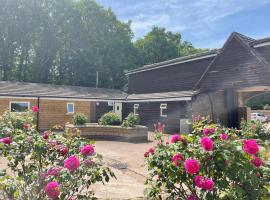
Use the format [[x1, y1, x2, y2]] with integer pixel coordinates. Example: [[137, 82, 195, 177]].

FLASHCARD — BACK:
[[91, 140, 154, 199]]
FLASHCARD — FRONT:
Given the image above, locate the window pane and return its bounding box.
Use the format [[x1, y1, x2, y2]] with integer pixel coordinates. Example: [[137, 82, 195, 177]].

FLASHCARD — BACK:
[[67, 103, 74, 113], [134, 104, 139, 115], [160, 104, 168, 117], [10, 102, 29, 112], [162, 108, 168, 116]]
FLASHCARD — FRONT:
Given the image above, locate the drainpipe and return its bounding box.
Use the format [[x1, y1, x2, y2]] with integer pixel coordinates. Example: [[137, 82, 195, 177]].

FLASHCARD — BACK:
[[37, 96, 40, 131], [206, 92, 214, 120]]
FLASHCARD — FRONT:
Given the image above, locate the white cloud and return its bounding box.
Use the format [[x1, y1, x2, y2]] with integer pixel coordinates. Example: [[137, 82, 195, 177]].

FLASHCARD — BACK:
[[111, 0, 270, 37], [97, 0, 270, 46], [131, 14, 173, 32]]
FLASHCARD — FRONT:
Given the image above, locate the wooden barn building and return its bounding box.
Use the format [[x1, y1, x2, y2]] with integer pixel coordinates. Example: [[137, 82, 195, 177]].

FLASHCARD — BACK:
[[0, 32, 270, 132], [124, 32, 270, 131]]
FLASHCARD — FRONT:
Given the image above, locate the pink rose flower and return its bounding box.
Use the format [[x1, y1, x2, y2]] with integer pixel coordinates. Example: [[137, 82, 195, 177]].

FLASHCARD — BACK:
[[203, 179, 214, 190], [201, 137, 214, 151], [187, 195, 197, 200], [148, 148, 155, 155], [220, 133, 229, 140], [23, 123, 30, 130], [48, 140, 60, 147], [80, 144, 95, 156], [243, 139, 259, 155], [32, 105, 39, 113], [40, 172, 48, 181], [202, 128, 215, 135], [58, 145, 69, 156], [64, 155, 80, 171], [154, 122, 165, 132], [194, 175, 204, 188], [144, 152, 149, 157], [0, 137, 12, 145], [85, 160, 94, 166], [47, 166, 62, 177], [43, 131, 49, 140], [170, 134, 182, 143], [45, 181, 60, 199], [184, 159, 200, 174], [192, 114, 201, 123], [172, 153, 184, 166], [251, 156, 262, 168]]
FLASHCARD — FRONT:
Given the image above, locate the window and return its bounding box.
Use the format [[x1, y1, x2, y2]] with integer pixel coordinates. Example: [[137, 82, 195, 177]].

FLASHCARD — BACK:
[[134, 104, 139, 115], [160, 103, 167, 117], [67, 103, 74, 114], [10, 102, 30, 112]]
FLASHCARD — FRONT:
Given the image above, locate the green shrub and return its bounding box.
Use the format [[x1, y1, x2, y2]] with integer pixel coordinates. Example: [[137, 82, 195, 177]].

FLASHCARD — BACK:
[[240, 120, 270, 140], [73, 113, 87, 125], [122, 113, 139, 127], [0, 110, 35, 129], [99, 112, 121, 126]]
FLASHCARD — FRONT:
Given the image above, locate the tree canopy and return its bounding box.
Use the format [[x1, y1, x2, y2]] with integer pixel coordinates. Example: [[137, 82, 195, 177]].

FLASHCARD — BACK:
[[135, 26, 206, 66], [0, 0, 206, 89]]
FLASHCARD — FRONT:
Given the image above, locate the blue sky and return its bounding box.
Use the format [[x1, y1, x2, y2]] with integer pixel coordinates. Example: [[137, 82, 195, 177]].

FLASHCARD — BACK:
[[96, 0, 270, 49]]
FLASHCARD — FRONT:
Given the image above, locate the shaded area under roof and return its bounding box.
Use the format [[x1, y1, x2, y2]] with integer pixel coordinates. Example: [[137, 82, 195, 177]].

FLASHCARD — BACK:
[[126, 90, 199, 101], [0, 81, 127, 100]]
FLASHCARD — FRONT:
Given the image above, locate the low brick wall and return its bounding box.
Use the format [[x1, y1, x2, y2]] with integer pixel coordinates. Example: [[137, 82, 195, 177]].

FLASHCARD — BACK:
[[65, 123, 148, 142]]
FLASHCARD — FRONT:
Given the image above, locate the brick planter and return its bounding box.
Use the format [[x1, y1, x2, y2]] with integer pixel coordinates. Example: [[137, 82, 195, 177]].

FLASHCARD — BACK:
[[65, 123, 148, 142]]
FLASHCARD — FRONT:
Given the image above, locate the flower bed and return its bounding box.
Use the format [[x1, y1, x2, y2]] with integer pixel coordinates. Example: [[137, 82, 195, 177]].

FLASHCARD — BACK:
[[144, 117, 270, 200], [65, 123, 148, 142], [0, 109, 115, 199]]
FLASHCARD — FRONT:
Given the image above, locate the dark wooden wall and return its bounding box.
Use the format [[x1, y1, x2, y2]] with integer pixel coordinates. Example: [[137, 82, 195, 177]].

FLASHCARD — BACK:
[[128, 57, 214, 94], [199, 37, 270, 91], [255, 45, 270, 64], [123, 101, 188, 132], [92, 102, 113, 123]]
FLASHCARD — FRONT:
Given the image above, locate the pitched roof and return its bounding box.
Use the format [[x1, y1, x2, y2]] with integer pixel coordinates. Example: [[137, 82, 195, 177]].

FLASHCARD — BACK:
[[126, 49, 220, 75], [251, 37, 270, 47], [234, 32, 256, 44], [0, 81, 127, 100], [194, 32, 270, 90], [126, 90, 198, 102]]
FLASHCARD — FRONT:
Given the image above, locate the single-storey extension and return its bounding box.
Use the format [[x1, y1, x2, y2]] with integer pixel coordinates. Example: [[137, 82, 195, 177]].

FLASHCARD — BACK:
[[0, 81, 126, 130]]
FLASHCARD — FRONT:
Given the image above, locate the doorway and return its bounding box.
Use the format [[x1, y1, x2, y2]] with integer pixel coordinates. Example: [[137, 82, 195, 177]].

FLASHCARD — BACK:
[[114, 102, 122, 121]]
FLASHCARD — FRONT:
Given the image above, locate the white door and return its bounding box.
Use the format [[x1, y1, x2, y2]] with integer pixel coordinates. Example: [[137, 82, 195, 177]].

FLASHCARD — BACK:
[[114, 102, 122, 121]]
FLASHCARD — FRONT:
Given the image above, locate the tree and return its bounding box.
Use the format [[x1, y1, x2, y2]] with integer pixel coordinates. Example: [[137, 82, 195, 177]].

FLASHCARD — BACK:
[[0, 0, 206, 89], [134, 26, 207, 66]]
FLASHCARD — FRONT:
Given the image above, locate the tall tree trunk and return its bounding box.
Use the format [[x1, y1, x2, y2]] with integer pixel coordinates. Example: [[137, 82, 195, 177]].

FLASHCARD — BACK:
[[18, 48, 27, 81]]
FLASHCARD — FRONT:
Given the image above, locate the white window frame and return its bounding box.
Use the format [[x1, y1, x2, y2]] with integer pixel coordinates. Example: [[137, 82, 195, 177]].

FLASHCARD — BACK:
[[9, 101, 30, 113], [160, 103, 167, 117], [66, 102, 74, 114], [134, 104, 139, 115]]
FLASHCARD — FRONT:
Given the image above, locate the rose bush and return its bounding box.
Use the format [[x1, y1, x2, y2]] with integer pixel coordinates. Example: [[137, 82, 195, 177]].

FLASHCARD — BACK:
[[240, 120, 270, 140], [0, 109, 115, 199], [144, 117, 270, 200]]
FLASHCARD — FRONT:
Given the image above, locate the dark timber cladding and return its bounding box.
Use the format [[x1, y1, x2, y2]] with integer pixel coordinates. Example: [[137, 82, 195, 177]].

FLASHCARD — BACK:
[[195, 33, 270, 91], [125, 32, 270, 130], [123, 101, 188, 132], [127, 50, 218, 94]]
